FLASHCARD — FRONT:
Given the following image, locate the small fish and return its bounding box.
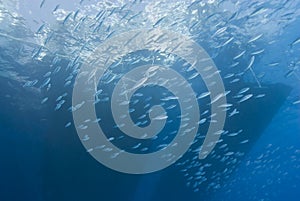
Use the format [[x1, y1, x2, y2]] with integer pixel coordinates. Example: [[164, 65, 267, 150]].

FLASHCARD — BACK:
[[145, 66, 160, 77], [228, 11, 238, 21], [239, 94, 253, 103], [78, 125, 88, 130], [228, 130, 242, 137], [230, 62, 239, 67], [251, 49, 265, 55], [249, 7, 268, 17], [229, 108, 239, 117], [65, 122, 72, 128], [292, 100, 300, 105], [212, 27, 227, 37], [233, 50, 246, 60], [240, 140, 249, 144], [56, 95, 63, 102], [36, 24, 45, 34], [41, 97, 48, 104], [73, 9, 80, 20], [131, 77, 148, 91], [210, 93, 225, 104], [55, 104, 62, 111], [166, 104, 177, 110], [198, 118, 206, 125], [153, 114, 168, 120], [188, 72, 199, 80], [40, 0, 46, 8], [197, 91, 210, 99], [225, 152, 234, 156], [103, 74, 117, 84], [132, 143, 141, 149], [285, 69, 294, 78], [238, 87, 250, 94], [291, 37, 300, 46], [220, 37, 234, 47], [161, 96, 178, 101], [64, 80, 71, 87], [224, 73, 235, 79], [82, 135, 90, 141], [53, 4, 60, 12], [219, 144, 227, 149], [255, 94, 265, 98], [40, 78, 51, 88], [53, 66, 61, 74], [93, 118, 101, 123], [153, 16, 166, 27], [23, 79, 38, 87], [268, 62, 279, 67], [63, 12, 72, 25], [248, 33, 263, 43], [218, 103, 233, 108], [230, 78, 240, 83], [95, 10, 106, 20], [245, 56, 255, 71]]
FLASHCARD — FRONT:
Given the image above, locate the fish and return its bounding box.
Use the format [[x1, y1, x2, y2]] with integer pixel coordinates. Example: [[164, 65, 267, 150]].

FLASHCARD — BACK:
[[268, 62, 280, 67], [291, 37, 300, 46], [55, 104, 62, 111], [65, 122, 72, 128], [145, 66, 160, 77], [197, 92, 210, 99], [220, 37, 234, 47], [228, 130, 243, 137], [23, 79, 38, 87], [225, 152, 234, 156], [255, 94, 265, 98], [233, 50, 246, 60], [53, 4, 60, 12], [130, 77, 148, 91], [240, 140, 249, 144], [132, 143, 142, 149], [188, 72, 199, 80], [212, 27, 227, 37], [210, 93, 224, 104], [238, 87, 250, 94], [161, 96, 178, 101], [36, 24, 45, 34], [41, 97, 48, 104], [251, 49, 265, 55], [224, 73, 235, 79], [40, 78, 51, 88], [245, 56, 255, 71], [229, 108, 239, 117], [40, 0, 46, 8], [153, 114, 168, 120], [63, 13, 73, 25], [218, 103, 233, 108], [228, 11, 238, 21], [292, 100, 300, 105], [230, 78, 240, 83], [239, 94, 253, 103], [153, 16, 166, 27], [249, 7, 268, 17], [285, 69, 294, 78], [73, 10, 80, 20], [248, 33, 263, 43], [230, 62, 240, 68]]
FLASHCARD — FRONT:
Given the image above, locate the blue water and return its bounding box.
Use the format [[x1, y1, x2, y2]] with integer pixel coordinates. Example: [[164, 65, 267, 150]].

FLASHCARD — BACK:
[[0, 1, 300, 201]]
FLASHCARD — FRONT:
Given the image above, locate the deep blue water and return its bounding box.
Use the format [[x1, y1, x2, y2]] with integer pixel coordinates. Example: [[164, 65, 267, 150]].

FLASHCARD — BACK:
[[0, 1, 300, 201]]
